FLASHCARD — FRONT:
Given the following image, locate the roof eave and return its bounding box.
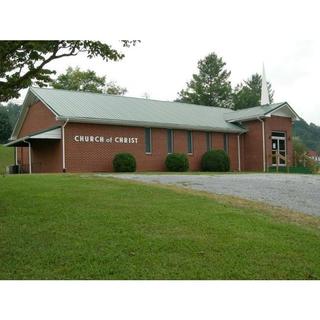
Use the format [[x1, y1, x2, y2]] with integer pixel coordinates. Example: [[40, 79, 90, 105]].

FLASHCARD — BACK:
[[226, 102, 300, 123], [226, 115, 268, 123], [264, 102, 300, 121], [57, 116, 247, 133], [4, 136, 30, 147]]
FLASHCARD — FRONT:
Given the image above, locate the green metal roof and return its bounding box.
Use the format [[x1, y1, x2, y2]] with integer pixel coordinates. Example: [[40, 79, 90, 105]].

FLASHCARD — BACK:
[[27, 87, 244, 133], [11, 87, 298, 139], [224, 102, 299, 122]]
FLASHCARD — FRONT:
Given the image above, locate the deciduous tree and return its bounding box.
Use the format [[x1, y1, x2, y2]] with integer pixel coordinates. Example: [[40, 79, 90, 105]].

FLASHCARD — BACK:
[[52, 67, 127, 95], [0, 40, 138, 101], [52, 67, 106, 93], [105, 81, 127, 95]]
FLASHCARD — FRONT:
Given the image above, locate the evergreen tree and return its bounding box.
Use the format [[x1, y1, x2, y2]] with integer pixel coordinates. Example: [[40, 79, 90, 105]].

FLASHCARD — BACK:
[[233, 73, 274, 110], [176, 53, 233, 108]]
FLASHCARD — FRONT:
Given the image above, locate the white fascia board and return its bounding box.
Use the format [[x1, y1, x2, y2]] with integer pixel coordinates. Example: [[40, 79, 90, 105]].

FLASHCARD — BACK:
[[265, 103, 300, 120], [10, 88, 34, 140], [30, 127, 61, 139], [226, 115, 267, 123]]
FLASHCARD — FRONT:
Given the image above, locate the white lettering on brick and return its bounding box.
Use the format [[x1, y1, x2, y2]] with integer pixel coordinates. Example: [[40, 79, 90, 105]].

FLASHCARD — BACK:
[[73, 135, 138, 144]]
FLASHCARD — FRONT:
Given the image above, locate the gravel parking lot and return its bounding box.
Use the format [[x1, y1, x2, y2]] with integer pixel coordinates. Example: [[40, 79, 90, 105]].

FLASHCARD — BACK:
[[106, 173, 320, 216]]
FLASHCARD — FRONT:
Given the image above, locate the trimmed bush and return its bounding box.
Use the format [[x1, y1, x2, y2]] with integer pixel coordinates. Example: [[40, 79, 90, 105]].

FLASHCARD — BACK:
[[165, 153, 189, 172], [201, 149, 230, 172], [113, 153, 136, 172]]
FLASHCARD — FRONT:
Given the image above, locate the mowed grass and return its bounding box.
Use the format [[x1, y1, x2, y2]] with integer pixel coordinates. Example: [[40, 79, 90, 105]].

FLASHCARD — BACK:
[[1, 174, 320, 279], [0, 145, 13, 174]]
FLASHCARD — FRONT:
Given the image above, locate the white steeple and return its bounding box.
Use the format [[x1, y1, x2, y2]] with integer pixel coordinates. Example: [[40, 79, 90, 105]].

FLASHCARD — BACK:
[[261, 63, 270, 105]]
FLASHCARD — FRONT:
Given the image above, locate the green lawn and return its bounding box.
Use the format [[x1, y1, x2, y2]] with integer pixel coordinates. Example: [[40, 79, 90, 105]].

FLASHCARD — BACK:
[[1, 174, 320, 279], [0, 145, 13, 174]]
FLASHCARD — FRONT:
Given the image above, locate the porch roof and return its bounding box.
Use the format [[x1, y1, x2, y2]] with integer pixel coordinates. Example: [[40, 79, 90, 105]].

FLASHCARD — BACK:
[[5, 126, 61, 147]]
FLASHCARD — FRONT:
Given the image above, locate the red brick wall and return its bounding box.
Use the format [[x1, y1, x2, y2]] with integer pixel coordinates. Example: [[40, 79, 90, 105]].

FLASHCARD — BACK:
[[242, 120, 264, 171], [16, 147, 29, 172], [213, 132, 224, 150], [190, 131, 207, 170], [241, 116, 293, 171], [16, 101, 62, 173], [18, 101, 60, 138], [239, 134, 245, 171], [30, 140, 62, 173], [64, 123, 240, 172]]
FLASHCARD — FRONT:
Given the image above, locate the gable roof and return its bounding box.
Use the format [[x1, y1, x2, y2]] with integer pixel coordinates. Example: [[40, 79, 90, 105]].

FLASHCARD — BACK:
[[5, 125, 61, 147], [224, 102, 299, 122], [11, 87, 299, 140], [11, 87, 245, 139]]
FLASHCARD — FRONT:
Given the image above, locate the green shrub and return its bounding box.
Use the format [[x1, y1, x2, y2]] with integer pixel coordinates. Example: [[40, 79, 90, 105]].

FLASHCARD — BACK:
[[113, 153, 136, 172], [201, 149, 230, 172], [305, 158, 320, 174], [165, 153, 189, 172]]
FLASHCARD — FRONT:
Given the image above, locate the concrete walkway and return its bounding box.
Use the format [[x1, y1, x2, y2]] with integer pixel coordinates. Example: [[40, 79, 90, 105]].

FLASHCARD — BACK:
[[104, 173, 320, 216]]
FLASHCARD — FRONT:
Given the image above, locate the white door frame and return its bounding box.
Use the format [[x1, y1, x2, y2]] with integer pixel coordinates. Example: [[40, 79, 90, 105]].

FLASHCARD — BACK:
[[271, 131, 286, 167]]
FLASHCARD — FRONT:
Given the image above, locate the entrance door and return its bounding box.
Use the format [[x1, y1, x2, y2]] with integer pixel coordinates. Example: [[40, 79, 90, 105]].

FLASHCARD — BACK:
[[271, 132, 286, 166]]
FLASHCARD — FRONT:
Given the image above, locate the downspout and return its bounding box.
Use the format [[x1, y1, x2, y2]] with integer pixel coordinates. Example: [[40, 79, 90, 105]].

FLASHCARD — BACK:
[[62, 119, 69, 173], [257, 117, 266, 172], [23, 140, 32, 174], [237, 132, 244, 172], [14, 147, 18, 165]]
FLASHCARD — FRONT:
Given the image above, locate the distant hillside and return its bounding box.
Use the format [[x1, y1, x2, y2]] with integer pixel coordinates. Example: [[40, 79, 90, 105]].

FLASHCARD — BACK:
[[293, 118, 320, 152]]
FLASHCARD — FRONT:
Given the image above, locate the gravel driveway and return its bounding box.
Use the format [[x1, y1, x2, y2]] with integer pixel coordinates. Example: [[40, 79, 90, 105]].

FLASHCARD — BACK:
[[105, 173, 320, 216]]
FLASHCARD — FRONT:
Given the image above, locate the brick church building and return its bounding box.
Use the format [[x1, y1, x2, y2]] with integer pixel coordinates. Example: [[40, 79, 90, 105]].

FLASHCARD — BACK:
[[5, 87, 299, 173]]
